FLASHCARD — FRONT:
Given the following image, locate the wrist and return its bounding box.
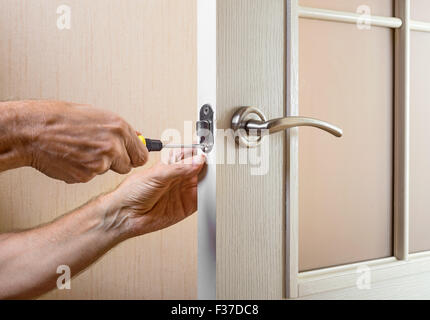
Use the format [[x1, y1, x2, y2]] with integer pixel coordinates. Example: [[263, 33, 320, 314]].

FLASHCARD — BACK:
[[0, 101, 35, 168], [92, 191, 136, 241]]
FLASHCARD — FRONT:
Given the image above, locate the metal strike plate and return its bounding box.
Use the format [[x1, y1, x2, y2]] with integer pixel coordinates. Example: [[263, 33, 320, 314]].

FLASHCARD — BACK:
[[197, 104, 214, 153]]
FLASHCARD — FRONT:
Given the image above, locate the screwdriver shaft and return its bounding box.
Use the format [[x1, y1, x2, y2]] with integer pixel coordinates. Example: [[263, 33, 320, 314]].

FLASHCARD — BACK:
[[163, 144, 202, 149]]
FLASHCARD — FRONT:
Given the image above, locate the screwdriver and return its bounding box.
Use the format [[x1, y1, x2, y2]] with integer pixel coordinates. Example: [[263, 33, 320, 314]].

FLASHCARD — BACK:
[[138, 135, 202, 152]]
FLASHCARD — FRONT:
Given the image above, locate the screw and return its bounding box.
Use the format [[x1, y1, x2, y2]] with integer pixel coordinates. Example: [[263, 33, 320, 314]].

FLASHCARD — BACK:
[[203, 105, 210, 115]]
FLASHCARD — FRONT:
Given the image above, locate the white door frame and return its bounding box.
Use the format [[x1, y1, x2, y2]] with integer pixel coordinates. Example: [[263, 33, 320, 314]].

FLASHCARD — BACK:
[[197, 0, 217, 300]]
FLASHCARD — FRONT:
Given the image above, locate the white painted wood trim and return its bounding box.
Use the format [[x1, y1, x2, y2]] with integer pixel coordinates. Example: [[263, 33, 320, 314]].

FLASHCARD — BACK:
[[298, 271, 430, 300], [298, 6, 402, 29], [197, 0, 216, 300], [410, 20, 430, 33], [298, 6, 430, 34], [285, 0, 299, 299], [298, 252, 430, 297], [394, 0, 410, 261]]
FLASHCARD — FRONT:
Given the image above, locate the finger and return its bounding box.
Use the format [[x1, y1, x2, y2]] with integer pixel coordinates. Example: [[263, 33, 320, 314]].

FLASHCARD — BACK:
[[169, 148, 196, 164], [182, 177, 199, 213], [174, 151, 182, 163], [111, 154, 132, 174], [169, 179, 198, 215], [181, 148, 195, 162], [193, 138, 200, 156], [173, 148, 192, 165], [167, 149, 187, 164], [168, 149, 177, 165], [64, 164, 97, 184], [98, 156, 112, 175], [110, 141, 133, 174], [81, 155, 112, 176], [125, 126, 149, 167], [155, 154, 206, 182]]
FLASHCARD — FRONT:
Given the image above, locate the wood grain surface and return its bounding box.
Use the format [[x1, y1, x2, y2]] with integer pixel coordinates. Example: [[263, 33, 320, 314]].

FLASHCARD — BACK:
[[0, 0, 197, 299], [216, 0, 285, 299]]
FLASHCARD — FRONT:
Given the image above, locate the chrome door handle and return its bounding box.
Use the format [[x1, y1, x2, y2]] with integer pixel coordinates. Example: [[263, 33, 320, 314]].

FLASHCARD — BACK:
[[231, 106, 343, 147]]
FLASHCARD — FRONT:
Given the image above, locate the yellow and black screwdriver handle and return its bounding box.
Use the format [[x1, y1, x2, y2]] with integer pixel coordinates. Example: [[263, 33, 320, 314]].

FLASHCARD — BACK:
[[138, 136, 164, 152]]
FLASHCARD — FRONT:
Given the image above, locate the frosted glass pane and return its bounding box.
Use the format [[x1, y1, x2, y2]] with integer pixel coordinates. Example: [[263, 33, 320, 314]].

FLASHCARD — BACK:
[[411, 0, 430, 22], [299, 18, 393, 271], [410, 31, 430, 253]]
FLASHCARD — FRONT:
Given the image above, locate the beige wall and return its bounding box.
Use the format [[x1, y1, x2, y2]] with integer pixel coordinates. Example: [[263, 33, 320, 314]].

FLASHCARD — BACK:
[[0, 0, 197, 299]]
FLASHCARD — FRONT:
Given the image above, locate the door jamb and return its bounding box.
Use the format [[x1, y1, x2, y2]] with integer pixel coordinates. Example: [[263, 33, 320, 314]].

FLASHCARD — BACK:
[[197, 0, 217, 300]]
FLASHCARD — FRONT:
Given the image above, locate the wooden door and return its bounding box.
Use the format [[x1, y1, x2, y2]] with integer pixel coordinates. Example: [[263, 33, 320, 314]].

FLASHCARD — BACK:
[[0, 0, 197, 299], [214, 0, 286, 299], [212, 0, 430, 299]]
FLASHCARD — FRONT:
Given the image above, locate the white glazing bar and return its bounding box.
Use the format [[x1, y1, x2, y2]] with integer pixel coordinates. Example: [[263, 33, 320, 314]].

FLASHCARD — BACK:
[[197, 0, 216, 300], [285, 0, 299, 299], [410, 20, 430, 33], [298, 252, 430, 297], [298, 6, 402, 29], [394, 0, 410, 261]]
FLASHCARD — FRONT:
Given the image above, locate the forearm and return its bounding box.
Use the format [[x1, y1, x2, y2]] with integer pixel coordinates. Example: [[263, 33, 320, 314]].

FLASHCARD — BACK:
[[0, 101, 33, 172], [0, 192, 129, 299]]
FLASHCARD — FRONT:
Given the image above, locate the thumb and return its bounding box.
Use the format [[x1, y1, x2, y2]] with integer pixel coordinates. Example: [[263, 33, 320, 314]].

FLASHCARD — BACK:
[[125, 127, 149, 167]]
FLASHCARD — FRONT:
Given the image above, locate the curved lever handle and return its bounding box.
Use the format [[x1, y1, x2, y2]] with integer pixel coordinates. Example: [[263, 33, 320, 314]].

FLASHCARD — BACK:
[[231, 106, 343, 147], [246, 117, 343, 137]]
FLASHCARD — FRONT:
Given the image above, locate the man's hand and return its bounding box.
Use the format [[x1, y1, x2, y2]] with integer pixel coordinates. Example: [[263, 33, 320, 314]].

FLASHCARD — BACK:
[[12, 100, 148, 183], [0, 151, 206, 299], [105, 150, 206, 237]]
